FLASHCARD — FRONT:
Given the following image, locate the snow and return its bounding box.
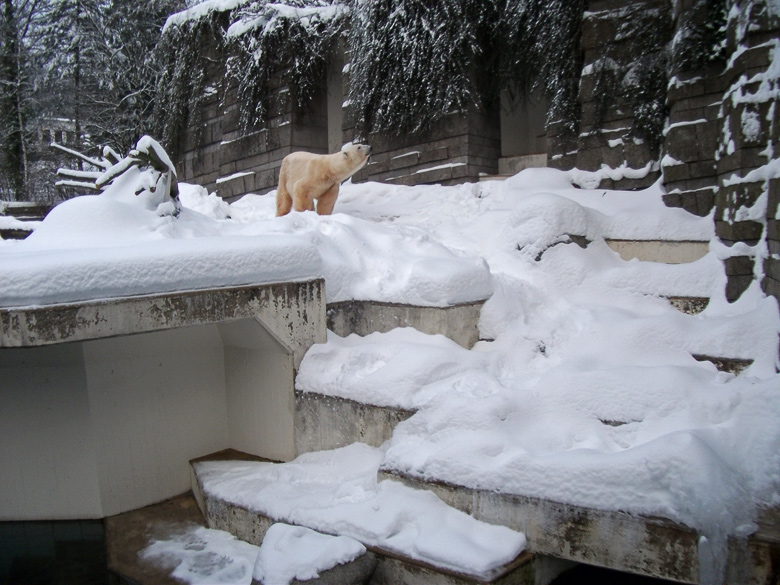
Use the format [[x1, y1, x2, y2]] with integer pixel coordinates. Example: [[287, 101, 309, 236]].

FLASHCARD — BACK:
[[194, 443, 527, 579], [253, 523, 366, 585], [163, 0, 247, 33], [3, 165, 779, 584], [139, 521, 368, 585], [140, 525, 259, 585]]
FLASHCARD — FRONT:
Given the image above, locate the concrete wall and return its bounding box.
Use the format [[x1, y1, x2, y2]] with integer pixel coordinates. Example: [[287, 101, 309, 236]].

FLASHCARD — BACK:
[[0, 280, 326, 520], [0, 318, 296, 520]]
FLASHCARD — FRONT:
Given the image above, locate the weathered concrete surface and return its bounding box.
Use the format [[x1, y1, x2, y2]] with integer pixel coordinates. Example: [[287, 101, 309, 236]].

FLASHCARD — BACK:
[[192, 463, 537, 585], [0, 280, 326, 370], [278, 550, 377, 585], [692, 355, 754, 375], [368, 551, 536, 585], [105, 493, 207, 585], [667, 296, 709, 315], [605, 240, 709, 264], [380, 470, 780, 585], [326, 300, 485, 349], [295, 391, 415, 454]]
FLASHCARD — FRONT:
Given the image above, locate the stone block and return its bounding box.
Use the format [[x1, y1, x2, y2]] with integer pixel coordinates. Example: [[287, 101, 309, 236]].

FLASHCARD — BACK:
[[764, 256, 780, 282], [726, 274, 754, 302], [715, 220, 764, 244], [696, 188, 716, 216], [663, 192, 683, 208], [725, 255, 755, 276]]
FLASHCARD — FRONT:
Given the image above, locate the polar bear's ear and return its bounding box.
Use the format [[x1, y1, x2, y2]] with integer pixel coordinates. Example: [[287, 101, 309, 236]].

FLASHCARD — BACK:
[[343, 151, 349, 157]]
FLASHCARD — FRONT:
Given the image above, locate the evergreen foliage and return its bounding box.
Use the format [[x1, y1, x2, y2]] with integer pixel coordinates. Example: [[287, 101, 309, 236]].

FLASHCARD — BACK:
[[0, 0, 183, 202], [346, 0, 492, 137], [496, 0, 585, 136], [671, 0, 728, 72], [227, 1, 347, 132], [152, 8, 227, 161], [588, 4, 673, 153]]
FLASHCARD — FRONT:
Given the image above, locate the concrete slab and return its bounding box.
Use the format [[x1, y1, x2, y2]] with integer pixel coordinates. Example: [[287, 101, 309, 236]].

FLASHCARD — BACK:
[[666, 296, 709, 315], [379, 470, 780, 585], [326, 299, 486, 349], [295, 391, 415, 454], [605, 240, 709, 264], [190, 461, 537, 585], [0, 280, 326, 372], [105, 493, 207, 585]]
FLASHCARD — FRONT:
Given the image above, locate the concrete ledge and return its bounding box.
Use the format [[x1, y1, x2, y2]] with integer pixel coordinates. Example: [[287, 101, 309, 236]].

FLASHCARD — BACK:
[[326, 299, 486, 349], [667, 296, 710, 315], [1, 280, 327, 519], [378, 469, 699, 583], [692, 354, 753, 375], [192, 481, 537, 585], [0, 280, 326, 370], [605, 240, 709, 264], [294, 391, 415, 455], [379, 470, 779, 585]]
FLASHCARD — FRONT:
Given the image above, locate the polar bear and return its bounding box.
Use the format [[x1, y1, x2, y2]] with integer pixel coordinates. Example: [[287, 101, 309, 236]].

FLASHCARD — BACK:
[[276, 142, 372, 216]]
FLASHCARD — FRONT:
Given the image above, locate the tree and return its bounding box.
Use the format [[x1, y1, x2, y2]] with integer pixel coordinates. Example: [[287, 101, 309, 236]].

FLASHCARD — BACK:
[[0, 0, 185, 202], [0, 0, 42, 200]]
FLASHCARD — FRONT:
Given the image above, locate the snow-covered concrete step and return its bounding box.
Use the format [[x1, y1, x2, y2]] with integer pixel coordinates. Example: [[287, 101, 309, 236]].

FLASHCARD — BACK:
[[295, 391, 414, 454], [327, 299, 486, 349], [190, 445, 536, 585], [605, 239, 709, 264], [378, 468, 779, 585], [692, 354, 753, 375], [666, 295, 709, 315]]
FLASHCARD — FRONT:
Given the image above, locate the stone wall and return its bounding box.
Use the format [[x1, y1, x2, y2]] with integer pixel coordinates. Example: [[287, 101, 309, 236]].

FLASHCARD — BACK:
[[177, 38, 501, 198], [715, 1, 780, 303], [562, 0, 666, 190], [177, 62, 329, 200], [348, 107, 500, 187]]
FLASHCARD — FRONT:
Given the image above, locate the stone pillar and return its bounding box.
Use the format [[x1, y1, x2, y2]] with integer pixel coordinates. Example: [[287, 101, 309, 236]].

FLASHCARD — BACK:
[[574, 0, 668, 190], [715, 0, 780, 301]]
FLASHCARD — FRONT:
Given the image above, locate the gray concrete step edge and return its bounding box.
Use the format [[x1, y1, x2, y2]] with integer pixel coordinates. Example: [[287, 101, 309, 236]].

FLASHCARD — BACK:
[[190, 464, 537, 585], [377, 469, 779, 585], [294, 390, 415, 455]]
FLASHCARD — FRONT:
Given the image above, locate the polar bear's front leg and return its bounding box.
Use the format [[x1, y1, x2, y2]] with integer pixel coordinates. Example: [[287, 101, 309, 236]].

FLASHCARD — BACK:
[[315, 183, 340, 215], [292, 180, 316, 212]]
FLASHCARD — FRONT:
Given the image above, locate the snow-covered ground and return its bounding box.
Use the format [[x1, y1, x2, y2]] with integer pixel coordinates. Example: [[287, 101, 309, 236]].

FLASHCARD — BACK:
[[2, 168, 779, 584]]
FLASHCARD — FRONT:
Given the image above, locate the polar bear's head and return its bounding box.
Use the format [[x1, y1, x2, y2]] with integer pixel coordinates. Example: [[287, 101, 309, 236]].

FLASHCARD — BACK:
[[339, 142, 372, 177]]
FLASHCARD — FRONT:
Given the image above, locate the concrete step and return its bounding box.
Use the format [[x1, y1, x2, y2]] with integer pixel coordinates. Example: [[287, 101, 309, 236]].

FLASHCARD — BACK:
[[190, 455, 538, 585], [0, 201, 53, 220], [327, 299, 486, 349], [666, 296, 709, 315], [605, 239, 709, 264], [692, 354, 753, 375], [378, 469, 780, 585], [0, 226, 34, 240], [295, 390, 414, 454]]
